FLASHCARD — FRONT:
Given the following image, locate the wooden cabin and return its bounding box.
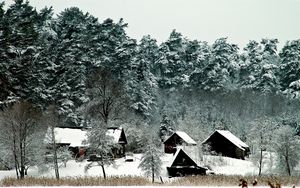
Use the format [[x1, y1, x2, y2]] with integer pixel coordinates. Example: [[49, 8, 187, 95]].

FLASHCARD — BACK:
[[167, 149, 207, 177], [202, 130, 250, 160], [163, 131, 197, 153], [51, 126, 127, 158]]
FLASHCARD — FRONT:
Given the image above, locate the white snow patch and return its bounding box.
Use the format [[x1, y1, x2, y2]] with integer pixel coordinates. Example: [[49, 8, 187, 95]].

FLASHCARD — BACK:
[[203, 155, 256, 176]]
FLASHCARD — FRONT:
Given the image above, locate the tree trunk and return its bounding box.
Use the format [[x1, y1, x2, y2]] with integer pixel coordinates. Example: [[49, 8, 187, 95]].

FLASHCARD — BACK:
[[25, 168, 28, 175], [13, 132, 19, 179], [19, 124, 26, 179], [258, 148, 263, 176], [258, 132, 263, 176], [51, 126, 60, 180], [151, 155, 154, 183], [19, 166, 25, 179], [101, 164, 106, 179], [285, 147, 291, 176], [19, 141, 25, 179]]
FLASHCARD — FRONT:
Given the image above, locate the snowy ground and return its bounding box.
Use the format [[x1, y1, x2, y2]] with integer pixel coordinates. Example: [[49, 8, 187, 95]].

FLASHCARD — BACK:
[[0, 187, 295, 188], [202, 155, 258, 176], [0, 187, 294, 188], [0, 154, 259, 181]]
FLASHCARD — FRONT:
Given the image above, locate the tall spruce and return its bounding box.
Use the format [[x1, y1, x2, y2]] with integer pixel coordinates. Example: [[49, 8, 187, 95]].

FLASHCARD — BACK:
[[202, 38, 239, 91], [1, 0, 40, 105], [239, 40, 262, 89], [45, 7, 95, 125], [127, 36, 159, 120], [156, 30, 187, 90], [279, 40, 300, 99], [254, 39, 279, 93]]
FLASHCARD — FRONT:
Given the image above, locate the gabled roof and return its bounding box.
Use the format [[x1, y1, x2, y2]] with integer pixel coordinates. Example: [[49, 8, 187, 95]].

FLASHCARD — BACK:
[[164, 131, 197, 145], [106, 127, 125, 143], [50, 127, 125, 147], [168, 148, 197, 167], [202, 130, 249, 150]]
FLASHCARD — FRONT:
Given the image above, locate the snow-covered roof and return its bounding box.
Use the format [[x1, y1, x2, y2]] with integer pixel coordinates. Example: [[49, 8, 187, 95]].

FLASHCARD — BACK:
[[54, 127, 87, 147], [174, 131, 197, 145], [106, 127, 122, 143], [203, 130, 249, 150], [52, 127, 123, 147]]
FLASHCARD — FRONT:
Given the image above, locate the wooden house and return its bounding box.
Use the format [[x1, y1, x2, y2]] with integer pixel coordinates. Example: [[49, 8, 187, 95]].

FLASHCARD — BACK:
[[202, 130, 250, 160], [167, 149, 207, 177], [163, 131, 197, 153], [50, 126, 127, 158]]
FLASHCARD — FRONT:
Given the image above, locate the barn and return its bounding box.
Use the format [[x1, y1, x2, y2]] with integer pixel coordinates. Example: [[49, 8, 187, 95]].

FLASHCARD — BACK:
[[163, 131, 197, 153], [167, 148, 207, 177], [49, 126, 127, 158], [202, 130, 250, 160]]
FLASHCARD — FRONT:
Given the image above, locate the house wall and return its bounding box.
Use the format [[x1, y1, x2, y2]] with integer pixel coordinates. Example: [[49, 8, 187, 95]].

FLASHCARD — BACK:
[[167, 167, 206, 177]]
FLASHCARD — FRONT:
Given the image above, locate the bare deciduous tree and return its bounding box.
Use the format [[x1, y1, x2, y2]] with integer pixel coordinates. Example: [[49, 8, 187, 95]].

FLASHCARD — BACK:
[[248, 117, 276, 176], [44, 105, 62, 180], [85, 67, 128, 125], [0, 101, 46, 179], [273, 125, 300, 176]]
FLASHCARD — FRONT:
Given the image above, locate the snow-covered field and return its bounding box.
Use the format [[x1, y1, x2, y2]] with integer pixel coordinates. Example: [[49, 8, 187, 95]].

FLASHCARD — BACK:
[[0, 186, 291, 188], [0, 154, 258, 181]]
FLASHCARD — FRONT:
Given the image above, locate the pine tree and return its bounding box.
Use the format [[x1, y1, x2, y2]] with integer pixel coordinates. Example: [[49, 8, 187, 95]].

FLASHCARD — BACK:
[[92, 18, 135, 80], [159, 114, 175, 141], [279, 40, 300, 99], [126, 35, 159, 120], [156, 30, 187, 90], [188, 41, 211, 89], [1, 0, 40, 104], [201, 38, 239, 91], [0, 2, 11, 105], [239, 40, 262, 89], [44, 7, 96, 125], [138, 140, 162, 183], [254, 39, 279, 93]]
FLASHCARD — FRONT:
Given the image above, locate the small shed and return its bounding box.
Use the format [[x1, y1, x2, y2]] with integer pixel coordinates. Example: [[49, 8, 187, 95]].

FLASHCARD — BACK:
[[167, 149, 207, 177], [202, 130, 250, 160], [164, 131, 197, 153]]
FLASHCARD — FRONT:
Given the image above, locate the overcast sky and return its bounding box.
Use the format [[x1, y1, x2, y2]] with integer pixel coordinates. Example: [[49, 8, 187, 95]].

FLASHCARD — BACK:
[[3, 0, 300, 49]]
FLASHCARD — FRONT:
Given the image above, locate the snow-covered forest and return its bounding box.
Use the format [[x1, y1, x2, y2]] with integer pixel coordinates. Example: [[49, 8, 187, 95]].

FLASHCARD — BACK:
[[0, 0, 300, 180]]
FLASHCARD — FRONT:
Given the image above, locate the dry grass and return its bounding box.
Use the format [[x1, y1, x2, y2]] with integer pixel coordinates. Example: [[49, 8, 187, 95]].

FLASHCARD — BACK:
[[0, 176, 150, 186], [168, 175, 300, 186], [1, 175, 300, 186]]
